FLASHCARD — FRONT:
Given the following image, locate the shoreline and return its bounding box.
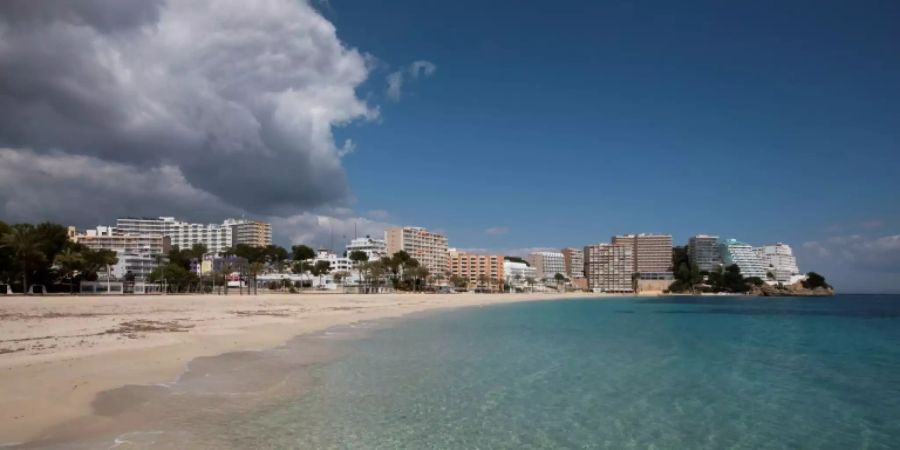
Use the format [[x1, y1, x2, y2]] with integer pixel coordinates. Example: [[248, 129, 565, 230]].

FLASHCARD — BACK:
[[0, 291, 598, 444]]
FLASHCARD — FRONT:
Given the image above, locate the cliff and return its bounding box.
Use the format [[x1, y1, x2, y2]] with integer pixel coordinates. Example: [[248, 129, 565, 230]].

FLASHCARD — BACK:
[[750, 281, 834, 297]]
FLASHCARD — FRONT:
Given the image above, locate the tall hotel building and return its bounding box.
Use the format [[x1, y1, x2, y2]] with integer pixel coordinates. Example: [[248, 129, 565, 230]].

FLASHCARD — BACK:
[[116, 217, 271, 253], [584, 243, 634, 292], [448, 250, 505, 288], [754, 243, 801, 284], [561, 247, 585, 279], [688, 234, 722, 272], [528, 251, 566, 280], [719, 239, 767, 279], [612, 234, 673, 275], [385, 227, 449, 275]]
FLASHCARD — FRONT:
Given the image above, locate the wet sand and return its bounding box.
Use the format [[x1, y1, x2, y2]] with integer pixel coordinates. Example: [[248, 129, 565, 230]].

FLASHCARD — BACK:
[[0, 291, 595, 445]]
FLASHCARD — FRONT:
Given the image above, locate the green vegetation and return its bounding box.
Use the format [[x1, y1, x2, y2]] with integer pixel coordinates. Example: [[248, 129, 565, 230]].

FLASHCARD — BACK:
[[0, 221, 118, 294], [802, 272, 831, 290]]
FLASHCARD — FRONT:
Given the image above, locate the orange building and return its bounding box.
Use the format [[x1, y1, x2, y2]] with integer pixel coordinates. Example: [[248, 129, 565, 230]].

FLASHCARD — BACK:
[[447, 250, 505, 290]]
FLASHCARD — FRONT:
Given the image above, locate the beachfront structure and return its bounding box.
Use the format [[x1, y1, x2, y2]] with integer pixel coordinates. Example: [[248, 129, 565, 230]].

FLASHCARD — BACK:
[[71, 226, 169, 255], [561, 247, 585, 279], [448, 250, 504, 289], [313, 250, 354, 275], [229, 219, 272, 247], [719, 239, 768, 279], [584, 243, 634, 293], [199, 253, 249, 276], [109, 249, 159, 281], [504, 260, 537, 291], [754, 243, 801, 284], [528, 251, 566, 280], [612, 234, 673, 274], [346, 236, 388, 261], [115, 216, 271, 253], [688, 234, 722, 272], [385, 227, 449, 275]]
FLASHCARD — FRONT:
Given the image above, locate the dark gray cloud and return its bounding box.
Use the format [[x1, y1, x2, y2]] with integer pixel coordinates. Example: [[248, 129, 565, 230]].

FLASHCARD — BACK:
[[0, 0, 376, 226]]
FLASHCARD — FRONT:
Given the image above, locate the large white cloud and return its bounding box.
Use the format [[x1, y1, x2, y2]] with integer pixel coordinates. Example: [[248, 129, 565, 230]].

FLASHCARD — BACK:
[[0, 0, 377, 225]]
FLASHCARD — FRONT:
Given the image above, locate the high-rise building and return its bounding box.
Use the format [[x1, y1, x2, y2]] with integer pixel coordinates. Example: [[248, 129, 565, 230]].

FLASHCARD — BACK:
[[385, 227, 449, 275], [228, 219, 272, 247], [688, 234, 722, 272], [611, 234, 673, 274], [448, 250, 504, 289], [584, 243, 634, 292], [115, 216, 271, 253], [528, 251, 566, 280], [719, 238, 767, 279], [72, 226, 169, 255], [754, 243, 800, 284], [346, 236, 388, 261], [561, 247, 585, 279]]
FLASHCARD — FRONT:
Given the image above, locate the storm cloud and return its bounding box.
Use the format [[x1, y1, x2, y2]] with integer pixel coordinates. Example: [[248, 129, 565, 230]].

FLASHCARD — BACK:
[[0, 0, 377, 226]]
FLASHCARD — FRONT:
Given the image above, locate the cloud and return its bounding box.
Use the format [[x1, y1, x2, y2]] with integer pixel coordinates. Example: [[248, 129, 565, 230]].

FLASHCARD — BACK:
[[0, 0, 378, 223], [268, 211, 394, 251], [485, 226, 510, 236], [798, 234, 900, 292], [385, 60, 436, 101]]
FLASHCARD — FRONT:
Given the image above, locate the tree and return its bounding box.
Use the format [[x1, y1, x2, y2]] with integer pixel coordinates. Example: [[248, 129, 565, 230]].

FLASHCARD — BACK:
[[722, 264, 748, 293], [802, 272, 830, 290], [291, 244, 316, 262], [477, 274, 490, 292], [348, 250, 369, 286], [54, 248, 85, 294], [248, 261, 265, 294], [0, 224, 46, 293], [148, 263, 198, 293], [554, 272, 566, 291], [311, 260, 331, 287], [82, 249, 119, 281]]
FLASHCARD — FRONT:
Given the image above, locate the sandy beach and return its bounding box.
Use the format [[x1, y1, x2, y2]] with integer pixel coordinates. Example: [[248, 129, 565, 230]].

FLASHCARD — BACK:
[[0, 291, 596, 444]]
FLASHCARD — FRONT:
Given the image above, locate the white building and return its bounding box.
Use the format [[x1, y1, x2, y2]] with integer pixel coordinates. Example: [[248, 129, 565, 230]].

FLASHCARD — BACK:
[[313, 250, 354, 275], [719, 239, 767, 279], [688, 234, 722, 272], [504, 261, 537, 289], [528, 251, 566, 280], [754, 243, 801, 284], [115, 216, 271, 253], [346, 236, 388, 261], [109, 249, 160, 281]]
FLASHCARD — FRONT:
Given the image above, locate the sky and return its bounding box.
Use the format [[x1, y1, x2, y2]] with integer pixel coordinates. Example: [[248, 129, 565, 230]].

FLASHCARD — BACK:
[[0, 0, 898, 292]]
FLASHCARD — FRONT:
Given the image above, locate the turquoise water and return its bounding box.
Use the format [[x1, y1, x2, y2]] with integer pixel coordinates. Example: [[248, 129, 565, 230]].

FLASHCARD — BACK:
[[227, 295, 900, 449]]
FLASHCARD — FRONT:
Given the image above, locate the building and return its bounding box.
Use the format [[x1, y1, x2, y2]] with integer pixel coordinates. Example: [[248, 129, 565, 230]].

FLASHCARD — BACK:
[[561, 247, 585, 279], [385, 227, 449, 275], [72, 226, 169, 255], [719, 239, 767, 279], [504, 260, 537, 290], [312, 250, 354, 275], [199, 253, 249, 276], [228, 219, 272, 247], [584, 243, 634, 292], [612, 234, 673, 274], [109, 249, 160, 281], [528, 251, 566, 280], [754, 243, 801, 284], [688, 234, 722, 272], [115, 216, 271, 253], [346, 236, 388, 261], [448, 250, 504, 289]]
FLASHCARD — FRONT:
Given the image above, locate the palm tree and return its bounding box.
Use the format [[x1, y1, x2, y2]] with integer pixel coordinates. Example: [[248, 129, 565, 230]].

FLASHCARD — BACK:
[[0, 225, 46, 294], [477, 274, 490, 292], [54, 248, 85, 294], [248, 262, 265, 295]]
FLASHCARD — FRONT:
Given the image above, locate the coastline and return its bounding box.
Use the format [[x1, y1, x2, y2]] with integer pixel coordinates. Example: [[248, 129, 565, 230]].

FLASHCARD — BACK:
[[0, 291, 597, 444]]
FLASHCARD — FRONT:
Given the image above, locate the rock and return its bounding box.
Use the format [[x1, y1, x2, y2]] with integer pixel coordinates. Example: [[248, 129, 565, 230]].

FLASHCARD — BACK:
[[752, 281, 834, 297]]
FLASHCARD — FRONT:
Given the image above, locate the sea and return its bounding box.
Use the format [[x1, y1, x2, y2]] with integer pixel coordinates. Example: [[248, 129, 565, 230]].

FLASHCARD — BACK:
[[21, 294, 900, 449]]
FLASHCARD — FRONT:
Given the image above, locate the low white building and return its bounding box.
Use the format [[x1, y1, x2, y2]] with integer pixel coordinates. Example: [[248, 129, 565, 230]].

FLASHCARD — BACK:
[[109, 249, 160, 281], [718, 239, 767, 280], [754, 243, 801, 284], [313, 250, 354, 275], [504, 261, 537, 289], [346, 236, 387, 261]]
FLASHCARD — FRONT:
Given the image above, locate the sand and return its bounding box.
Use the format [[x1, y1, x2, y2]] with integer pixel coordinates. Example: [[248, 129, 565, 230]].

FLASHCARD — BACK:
[[0, 291, 596, 444]]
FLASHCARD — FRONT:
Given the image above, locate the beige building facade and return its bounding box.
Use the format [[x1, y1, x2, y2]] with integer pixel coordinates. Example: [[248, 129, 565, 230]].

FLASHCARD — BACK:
[[230, 219, 272, 247], [448, 250, 504, 289], [584, 243, 634, 292], [385, 227, 449, 275], [561, 247, 585, 279], [612, 234, 673, 274]]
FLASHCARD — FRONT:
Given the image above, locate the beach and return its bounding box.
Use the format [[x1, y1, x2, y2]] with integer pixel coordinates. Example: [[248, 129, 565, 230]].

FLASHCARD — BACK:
[[0, 291, 593, 444]]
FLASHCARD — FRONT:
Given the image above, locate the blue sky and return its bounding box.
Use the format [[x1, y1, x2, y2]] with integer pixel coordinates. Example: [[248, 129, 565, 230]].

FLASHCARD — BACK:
[[325, 0, 900, 292]]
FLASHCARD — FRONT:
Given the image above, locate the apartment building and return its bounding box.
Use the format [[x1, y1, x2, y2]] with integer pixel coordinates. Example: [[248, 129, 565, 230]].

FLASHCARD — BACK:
[[528, 251, 566, 280], [719, 238, 767, 279], [754, 243, 801, 284], [584, 243, 634, 293], [612, 234, 673, 274], [688, 234, 722, 272], [72, 226, 169, 255], [504, 260, 537, 288], [346, 236, 388, 261], [228, 219, 272, 247], [448, 250, 504, 289], [115, 216, 271, 253], [561, 247, 585, 279], [385, 227, 449, 275]]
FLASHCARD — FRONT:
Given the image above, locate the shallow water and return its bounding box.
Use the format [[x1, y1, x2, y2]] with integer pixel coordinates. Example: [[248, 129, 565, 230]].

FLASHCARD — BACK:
[[22, 295, 900, 449], [222, 295, 900, 449]]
